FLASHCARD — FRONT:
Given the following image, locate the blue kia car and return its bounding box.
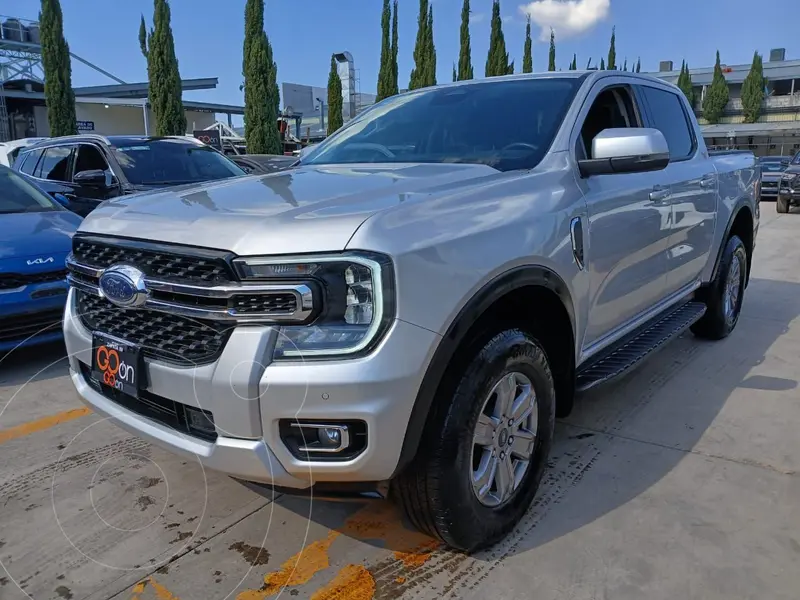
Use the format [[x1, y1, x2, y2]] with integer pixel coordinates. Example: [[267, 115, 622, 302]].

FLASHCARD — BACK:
[[0, 165, 82, 353]]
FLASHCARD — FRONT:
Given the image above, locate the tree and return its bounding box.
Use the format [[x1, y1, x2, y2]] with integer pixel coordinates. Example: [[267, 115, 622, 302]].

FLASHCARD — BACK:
[[425, 5, 437, 85], [548, 29, 556, 71], [522, 15, 533, 74], [40, 0, 77, 136], [409, 0, 434, 89], [677, 60, 695, 107], [599, 57, 605, 70], [327, 54, 343, 134], [607, 26, 616, 70], [452, 62, 457, 82], [376, 0, 392, 101], [702, 51, 729, 124], [569, 54, 577, 70], [390, 0, 399, 95], [242, 0, 280, 154], [146, 0, 186, 136], [457, 0, 474, 80], [622, 58, 628, 71], [138, 15, 148, 58], [741, 51, 765, 124], [635, 57, 641, 73], [486, 0, 513, 76]]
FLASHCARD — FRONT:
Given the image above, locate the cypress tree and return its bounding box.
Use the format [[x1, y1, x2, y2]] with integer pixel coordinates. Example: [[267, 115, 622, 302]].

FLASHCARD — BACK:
[[327, 54, 343, 134], [522, 16, 533, 74], [452, 63, 457, 82], [243, 0, 280, 154], [702, 51, 729, 124], [485, 0, 513, 76], [607, 26, 616, 70], [569, 54, 577, 70], [147, 0, 186, 136], [409, 0, 429, 90], [390, 0, 399, 95], [548, 29, 556, 71], [741, 51, 765, 124], [376, 0, 392, 101], [635, 57, 641, 73], [138, 15, 149, 58], [40, 0, 77, 137], [457, 0, 474, 80], [425, 6, 437, 85], [622, 58, 627, 72], [677, 60, 695, 107], [599, 57, 605, 70]]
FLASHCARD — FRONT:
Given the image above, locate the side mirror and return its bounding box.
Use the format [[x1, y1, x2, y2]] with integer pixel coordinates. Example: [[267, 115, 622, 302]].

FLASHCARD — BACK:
[[53, 193, 70, 208], [579, 128, 670, 177], [73, 169, 109, 186]]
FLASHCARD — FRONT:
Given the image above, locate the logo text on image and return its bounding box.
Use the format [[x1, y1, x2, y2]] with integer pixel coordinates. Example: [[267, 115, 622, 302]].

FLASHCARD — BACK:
[[96, 343, 135, 390]]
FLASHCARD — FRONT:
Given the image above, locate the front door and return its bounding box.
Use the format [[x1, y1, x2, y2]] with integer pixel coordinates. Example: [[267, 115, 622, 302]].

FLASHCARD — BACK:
[[68, 143, 120, 216]]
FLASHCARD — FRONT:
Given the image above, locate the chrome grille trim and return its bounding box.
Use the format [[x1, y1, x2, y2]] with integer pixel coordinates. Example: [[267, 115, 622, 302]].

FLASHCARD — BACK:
[[67, 254, 314, 324]]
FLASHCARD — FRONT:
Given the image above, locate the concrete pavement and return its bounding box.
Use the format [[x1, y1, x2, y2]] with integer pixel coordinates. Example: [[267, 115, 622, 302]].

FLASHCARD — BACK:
[[1, 202, 798, 600]]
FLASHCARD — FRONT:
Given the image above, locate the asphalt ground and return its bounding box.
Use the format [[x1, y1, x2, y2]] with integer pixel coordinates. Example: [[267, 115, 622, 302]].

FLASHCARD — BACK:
[[1, 201, 798, 600]]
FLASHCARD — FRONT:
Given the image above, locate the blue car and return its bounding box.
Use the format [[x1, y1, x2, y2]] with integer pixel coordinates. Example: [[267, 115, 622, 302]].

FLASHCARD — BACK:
[[0, 165, 82, 353]]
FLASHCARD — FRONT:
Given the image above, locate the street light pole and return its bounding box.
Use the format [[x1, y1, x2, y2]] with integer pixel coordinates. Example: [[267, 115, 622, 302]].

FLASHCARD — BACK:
[[316, 97, 325, 134]]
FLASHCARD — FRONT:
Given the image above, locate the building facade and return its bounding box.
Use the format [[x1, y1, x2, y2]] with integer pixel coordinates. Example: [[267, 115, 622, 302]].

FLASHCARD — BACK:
[[652, 48, 800, 157]]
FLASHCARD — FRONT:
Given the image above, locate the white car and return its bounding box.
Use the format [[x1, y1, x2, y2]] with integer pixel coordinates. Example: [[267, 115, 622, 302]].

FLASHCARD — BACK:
[[0, 138, 48, 168]]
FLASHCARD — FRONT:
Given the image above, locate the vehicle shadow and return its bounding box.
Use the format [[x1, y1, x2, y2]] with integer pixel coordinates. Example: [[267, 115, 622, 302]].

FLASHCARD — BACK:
[[259, 276, 799, 567], [0, 340, 69, 387]]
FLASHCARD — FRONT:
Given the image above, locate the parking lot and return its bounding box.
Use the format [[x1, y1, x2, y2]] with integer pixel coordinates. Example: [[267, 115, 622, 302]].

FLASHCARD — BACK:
[[1, 201, 798, 600]]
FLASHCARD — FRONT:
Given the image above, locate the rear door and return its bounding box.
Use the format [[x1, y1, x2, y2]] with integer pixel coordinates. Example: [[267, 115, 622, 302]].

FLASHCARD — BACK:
[[637, 83, 717, 294], [30, 145, 76, 202], [572, 78, 672, 352]]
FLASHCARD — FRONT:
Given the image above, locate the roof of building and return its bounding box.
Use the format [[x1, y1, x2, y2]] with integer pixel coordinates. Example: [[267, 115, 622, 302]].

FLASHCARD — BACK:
[[701, 121, 800, 136], [651, 59, 800, 86], [73, 78, 219, 98]]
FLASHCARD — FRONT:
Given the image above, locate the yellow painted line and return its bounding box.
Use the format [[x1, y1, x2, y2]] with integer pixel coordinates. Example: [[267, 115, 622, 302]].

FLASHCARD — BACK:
[[0, 407, 92, 445]]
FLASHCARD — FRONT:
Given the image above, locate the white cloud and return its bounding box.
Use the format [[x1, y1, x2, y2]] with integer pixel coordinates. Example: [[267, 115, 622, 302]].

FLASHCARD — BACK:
[[519, 0, 610, 41], [469, 12, 485, 24]]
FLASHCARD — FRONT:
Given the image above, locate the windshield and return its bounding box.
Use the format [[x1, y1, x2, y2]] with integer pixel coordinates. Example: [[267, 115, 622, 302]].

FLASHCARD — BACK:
[[303, 77, 581, 172], [0, 166, 60, 214], [112, 139, 246, 185], [793, 152, 800, 165]]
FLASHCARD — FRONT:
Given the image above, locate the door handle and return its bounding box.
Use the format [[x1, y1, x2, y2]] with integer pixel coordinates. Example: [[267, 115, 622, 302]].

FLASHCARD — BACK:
[[649, 187, 671, 202], [699, 174, 716, 188]]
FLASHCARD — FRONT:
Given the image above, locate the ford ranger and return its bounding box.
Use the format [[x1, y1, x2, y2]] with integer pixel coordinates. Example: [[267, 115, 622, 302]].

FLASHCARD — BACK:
[[64, 71, 759, 552]]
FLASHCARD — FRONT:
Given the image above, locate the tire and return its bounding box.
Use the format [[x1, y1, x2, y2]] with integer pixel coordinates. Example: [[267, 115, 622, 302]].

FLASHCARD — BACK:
[[691, 235, 747, 340], [393, 329, 556, 552], [777, 195, 789, 213]]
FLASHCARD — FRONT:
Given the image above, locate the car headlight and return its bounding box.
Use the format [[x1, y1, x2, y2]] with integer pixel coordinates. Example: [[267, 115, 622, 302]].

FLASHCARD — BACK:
[[234, 252, 395, 359]]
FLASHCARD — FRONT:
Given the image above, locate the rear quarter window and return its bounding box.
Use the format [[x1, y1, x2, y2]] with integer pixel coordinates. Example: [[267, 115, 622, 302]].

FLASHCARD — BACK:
[[639, 85, 695, 160], [17, 148, 44, 175]]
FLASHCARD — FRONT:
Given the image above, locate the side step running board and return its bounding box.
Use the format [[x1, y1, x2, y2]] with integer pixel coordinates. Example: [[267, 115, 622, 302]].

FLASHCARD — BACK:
[[576, 301, 707, 392]]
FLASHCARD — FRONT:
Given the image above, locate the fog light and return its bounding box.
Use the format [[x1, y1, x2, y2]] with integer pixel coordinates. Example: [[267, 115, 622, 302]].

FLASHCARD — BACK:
[[185, 406, 216, 437], [279, 419, 367, 461], [291, 423, 349, 453]]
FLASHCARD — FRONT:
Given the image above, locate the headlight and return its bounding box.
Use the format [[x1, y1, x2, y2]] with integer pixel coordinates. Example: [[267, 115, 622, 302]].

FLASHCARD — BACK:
[[234, 253, 394, 359]]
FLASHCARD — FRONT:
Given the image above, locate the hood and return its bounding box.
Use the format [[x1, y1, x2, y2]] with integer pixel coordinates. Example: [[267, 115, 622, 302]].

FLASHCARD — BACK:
[[80, 163, 500, 255], [784, 165, 800, 176], [0, 210, 82, 263]]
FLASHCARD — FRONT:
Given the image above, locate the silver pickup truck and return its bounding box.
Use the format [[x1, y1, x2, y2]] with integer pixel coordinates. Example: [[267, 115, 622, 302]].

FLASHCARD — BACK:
[[64, 71, 759, 552]]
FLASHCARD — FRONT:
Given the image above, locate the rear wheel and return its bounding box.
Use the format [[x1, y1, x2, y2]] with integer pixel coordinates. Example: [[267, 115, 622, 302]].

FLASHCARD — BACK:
[[691, 235, 747, 340], [777, 195, 790, 213], [394, 329, 555, 552]]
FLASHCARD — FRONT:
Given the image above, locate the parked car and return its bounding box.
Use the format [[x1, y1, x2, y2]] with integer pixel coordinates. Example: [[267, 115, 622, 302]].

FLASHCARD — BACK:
[[0, 137, 48, 168], [228, 154, 298, 175], [777, 151, 800, 213], [758, 155, 792, 200], [0, 165, 82, 353], [63, 71, 758, 552], [13, 135, 246, 217]]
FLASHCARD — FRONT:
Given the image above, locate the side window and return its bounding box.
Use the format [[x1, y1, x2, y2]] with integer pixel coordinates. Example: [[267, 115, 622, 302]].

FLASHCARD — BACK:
[[639, 86, 694, 160], [73, 144, 110, 178], [37, 146, 74, 181], [579, 86, 640, 159], [18, 148, 43, 176]]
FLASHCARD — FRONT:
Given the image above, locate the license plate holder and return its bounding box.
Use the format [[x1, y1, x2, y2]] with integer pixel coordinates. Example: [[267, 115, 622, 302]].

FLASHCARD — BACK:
[[91, 333, 144, 398]]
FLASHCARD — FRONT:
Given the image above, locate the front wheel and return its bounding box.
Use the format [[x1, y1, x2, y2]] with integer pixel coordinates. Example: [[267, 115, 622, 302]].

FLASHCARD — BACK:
[[692, 235, 747, 340], [394, 329, 555, 552], [777, 195, 790, 214]]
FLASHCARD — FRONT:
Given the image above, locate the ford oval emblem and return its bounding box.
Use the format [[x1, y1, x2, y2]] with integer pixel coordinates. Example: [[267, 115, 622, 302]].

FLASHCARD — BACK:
[[99, 265, 148, 308]]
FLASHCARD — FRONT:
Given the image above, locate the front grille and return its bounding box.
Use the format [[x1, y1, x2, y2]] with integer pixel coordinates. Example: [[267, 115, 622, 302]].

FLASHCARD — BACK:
[[0, 309, 64, 343], [231, 293, 298, 314], [72, 237, 234, 285], [79, 363, 218, 442], [76, 291, 232, 365], [0, 270, 68, 290]]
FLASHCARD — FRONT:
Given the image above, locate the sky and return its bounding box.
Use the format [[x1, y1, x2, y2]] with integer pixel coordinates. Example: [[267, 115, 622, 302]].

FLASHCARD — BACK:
[[11, 0, 797, 122]]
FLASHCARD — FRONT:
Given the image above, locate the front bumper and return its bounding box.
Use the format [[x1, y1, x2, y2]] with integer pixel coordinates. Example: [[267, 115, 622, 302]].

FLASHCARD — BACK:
[[779, 187, 800, 202], [0, 281, 69, 352], [64, 288, 440, 489]]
